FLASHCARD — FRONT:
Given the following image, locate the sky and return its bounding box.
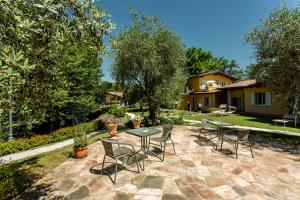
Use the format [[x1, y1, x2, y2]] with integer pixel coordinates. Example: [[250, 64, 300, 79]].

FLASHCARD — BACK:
[[97, 0, 299, 81]]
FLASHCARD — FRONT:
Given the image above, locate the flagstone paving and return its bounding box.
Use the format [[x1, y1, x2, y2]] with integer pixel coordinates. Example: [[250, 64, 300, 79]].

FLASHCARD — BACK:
[[21, 126, 300, 200]]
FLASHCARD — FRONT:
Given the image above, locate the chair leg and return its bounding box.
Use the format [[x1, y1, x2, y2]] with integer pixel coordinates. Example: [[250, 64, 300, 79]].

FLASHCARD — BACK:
[[171, 139, 176, 154], [235, 142, 238, 159], [114, 158, 118, 184], [134, 154, 140, 172], [101, 155, 106, 175], [249, 142, 254, 158], [162, 141, 166, 161], [220, 137, 224, 150]]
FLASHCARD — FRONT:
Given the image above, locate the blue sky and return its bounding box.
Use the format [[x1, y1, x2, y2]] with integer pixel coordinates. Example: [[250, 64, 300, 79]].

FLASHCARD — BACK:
[[97, 0, 299, 81]]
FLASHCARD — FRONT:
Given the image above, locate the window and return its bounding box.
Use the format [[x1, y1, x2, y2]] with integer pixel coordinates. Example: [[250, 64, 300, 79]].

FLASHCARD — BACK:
[[204, 97, 211, 106], [251, 92, 272, 106], [201, 80, 207, 85], [255, 93, 265, 105], [220, 81, 226, 87]]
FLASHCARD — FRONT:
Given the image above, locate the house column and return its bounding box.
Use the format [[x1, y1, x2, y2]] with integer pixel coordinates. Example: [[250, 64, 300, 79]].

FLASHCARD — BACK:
[[227, 90, 231, 106]]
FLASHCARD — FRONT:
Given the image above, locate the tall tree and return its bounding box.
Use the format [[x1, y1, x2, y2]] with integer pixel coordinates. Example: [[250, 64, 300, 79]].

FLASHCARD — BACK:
[[184, 47, 244, 79], [245, 5, 300, 125], [0, 0, 113, 137], [111, 12, 186, 124]]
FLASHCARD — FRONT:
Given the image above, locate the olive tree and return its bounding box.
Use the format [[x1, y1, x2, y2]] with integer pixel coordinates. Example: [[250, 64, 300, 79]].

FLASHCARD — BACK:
[[245, 5, 300, 126], [0, 0, 113, 138], [111, 13, 186, 124]]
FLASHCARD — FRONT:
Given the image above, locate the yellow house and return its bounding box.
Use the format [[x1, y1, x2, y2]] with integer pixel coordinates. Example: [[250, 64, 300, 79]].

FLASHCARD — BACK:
[[223, 79, 288, 116], [179, 71, 237, 111]]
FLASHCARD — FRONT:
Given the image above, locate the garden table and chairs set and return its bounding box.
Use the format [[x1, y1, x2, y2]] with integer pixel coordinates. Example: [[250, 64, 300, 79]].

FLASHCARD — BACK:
[[199, 119, 254, 159], [100, 124, 176, 184]]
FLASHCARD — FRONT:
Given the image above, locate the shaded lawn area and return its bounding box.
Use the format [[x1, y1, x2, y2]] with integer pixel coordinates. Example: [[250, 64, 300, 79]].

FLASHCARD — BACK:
[[0, 133, 109, 200]]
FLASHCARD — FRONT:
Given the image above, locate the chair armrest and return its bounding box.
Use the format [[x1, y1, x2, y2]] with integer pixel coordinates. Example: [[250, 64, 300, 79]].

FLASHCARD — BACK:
[[118, 142, 137, 152]]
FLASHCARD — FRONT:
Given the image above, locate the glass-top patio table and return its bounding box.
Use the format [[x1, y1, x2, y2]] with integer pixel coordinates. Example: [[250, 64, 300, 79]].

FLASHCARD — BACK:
[[126, 127, 161, 170], [208, 120, 234, 149]]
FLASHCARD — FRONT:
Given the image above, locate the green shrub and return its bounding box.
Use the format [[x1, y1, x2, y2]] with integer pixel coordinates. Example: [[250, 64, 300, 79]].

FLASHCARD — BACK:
[[159, 115, 184, 125], [73, 133, 87, 149], [0, 118, 104, 157], [111, 100, 121, 105], [108, 104, 127, 117], [0, 163, 32, 200]]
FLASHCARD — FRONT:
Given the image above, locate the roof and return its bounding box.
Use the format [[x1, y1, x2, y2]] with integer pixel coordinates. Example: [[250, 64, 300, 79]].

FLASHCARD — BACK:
[[192, 90, 222, 94], [222, 79, 264, 89], [188, 71, 238, 81], [106, 92, 124, 98]]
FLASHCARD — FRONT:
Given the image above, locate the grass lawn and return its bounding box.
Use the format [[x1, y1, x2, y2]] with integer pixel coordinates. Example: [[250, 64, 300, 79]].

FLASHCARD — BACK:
[[0, 132, 109, 200], [185, 113, 300, 134], [129, 109, 300, 134]]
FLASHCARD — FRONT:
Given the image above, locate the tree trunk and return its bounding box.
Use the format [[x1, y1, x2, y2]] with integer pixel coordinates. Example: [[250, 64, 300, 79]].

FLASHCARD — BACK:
[[148, 99, 159, 126]]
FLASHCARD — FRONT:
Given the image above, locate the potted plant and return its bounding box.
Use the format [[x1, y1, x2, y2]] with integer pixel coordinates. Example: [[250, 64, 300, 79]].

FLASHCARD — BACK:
[[103, 116, 121, 137], [132, 115, 141, 129], [73, 132, 88, 159]]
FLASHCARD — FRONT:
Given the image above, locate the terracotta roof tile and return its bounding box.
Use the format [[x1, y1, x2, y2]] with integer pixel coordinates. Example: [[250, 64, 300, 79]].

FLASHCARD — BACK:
[[222, 79, 264, 89], [106, 92, 123, 97]]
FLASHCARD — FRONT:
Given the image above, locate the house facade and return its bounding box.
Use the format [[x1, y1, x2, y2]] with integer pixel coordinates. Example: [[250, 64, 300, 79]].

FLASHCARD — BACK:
[[223, 79, 287, 116], [179, 72, 288, 116], [178, 72, 237, 111]]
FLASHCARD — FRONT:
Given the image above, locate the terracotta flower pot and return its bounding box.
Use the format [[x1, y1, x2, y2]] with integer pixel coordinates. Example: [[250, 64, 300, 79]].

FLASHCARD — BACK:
[[106, 123, 118, 137], [74, 145, 88, 159], [132, 119, 141, 129]]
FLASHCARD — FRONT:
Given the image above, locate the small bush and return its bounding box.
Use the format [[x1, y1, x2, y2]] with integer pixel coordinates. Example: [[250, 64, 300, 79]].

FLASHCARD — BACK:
[[111, 100, 121, 105], [108, 104, 127, 117], [0, 163, 32, 200], [159, 115, 184, 125], [0, 119, 104, 157]]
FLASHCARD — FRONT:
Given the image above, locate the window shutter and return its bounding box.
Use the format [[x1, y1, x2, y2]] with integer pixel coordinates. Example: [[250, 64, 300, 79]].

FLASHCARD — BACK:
[[250, 93, 255, 106], [208, 97, 212, 106], [266, 92, 272, 106]]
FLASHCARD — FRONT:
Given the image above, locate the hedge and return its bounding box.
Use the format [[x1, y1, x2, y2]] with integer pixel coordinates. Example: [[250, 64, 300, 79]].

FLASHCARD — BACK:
[[0, 119, 105, 157]]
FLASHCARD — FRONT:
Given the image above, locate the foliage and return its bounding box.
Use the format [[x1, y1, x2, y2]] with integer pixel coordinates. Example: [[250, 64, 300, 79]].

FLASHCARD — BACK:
[[0, 132, 109, 200], [108, 104, 127, 117], [245, 5, 300, 118], [245, 63, 265, 79], [184, 47, 244, 79], [103, 116, 122, 125], [0, 0, 113, 137], [159, 115, 184, 125], [0, 118, 105, 157], [73, 133, 88, 149], [111, 11, 186, 124]]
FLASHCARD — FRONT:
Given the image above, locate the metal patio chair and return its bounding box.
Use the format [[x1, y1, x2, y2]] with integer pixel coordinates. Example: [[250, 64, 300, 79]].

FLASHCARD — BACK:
[[199, 118, 218, 143], [221, 129, 254, 159], [148, 124, 176, 161], [100, 138, 141, 184]]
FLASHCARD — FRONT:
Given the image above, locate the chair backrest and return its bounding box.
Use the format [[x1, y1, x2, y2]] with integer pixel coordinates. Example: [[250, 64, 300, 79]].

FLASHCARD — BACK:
[[162, 124, 173, 140], [237, 129, 250, 141], [101, 139, 114, 157], [219, 104, 227, 112], [227, 106, 236, 113], [201, 118, 208, 128]]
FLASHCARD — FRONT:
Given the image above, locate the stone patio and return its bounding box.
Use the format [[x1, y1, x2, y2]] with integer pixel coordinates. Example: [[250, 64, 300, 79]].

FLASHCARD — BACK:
[[21, 126, 300, 200]]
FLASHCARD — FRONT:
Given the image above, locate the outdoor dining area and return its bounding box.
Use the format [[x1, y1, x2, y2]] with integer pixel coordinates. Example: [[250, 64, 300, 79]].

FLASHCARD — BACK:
[[24, 123, 300, 199]]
